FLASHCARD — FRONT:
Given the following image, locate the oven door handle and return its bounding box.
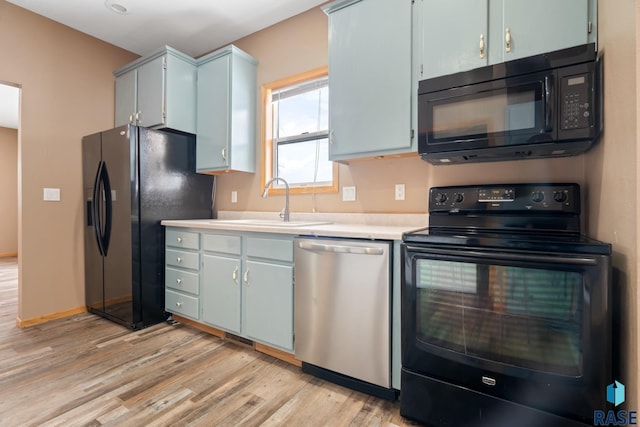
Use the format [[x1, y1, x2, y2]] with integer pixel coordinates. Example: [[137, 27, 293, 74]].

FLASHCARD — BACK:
[[407, 246, 597, 266]]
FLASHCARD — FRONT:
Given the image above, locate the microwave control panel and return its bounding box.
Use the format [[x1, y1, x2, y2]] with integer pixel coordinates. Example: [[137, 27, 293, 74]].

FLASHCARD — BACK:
[[560, 72, 591, 131]]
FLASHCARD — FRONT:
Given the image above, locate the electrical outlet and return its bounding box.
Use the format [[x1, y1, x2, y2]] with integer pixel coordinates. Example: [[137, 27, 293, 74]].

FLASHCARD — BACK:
[[343, 186, 356, 202], [231, 191, 238, 203], [43, 188, 60, 202], [395, 184, 405, 201]]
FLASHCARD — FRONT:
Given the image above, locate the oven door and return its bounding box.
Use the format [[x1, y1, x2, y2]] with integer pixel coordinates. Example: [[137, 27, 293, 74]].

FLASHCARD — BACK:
[[418, 71, 553, 155], [401, 244, 610, 421]]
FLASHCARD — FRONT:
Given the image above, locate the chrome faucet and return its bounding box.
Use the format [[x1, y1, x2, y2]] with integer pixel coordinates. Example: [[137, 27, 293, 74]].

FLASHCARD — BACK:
[[262, 177, 290, 222]]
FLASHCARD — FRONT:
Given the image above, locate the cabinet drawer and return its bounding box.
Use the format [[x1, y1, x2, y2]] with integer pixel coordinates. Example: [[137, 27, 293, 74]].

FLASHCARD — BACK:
[[203, 233, 241, 255], [166, 289, 199, 319], [247, 237, 293, 262], [166, 249, 199, 270], [165, 267, 199, 295], [166, 229, 200, 250]]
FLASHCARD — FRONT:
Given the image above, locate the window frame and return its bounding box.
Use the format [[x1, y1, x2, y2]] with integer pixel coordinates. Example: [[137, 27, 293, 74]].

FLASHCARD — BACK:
[[261, 66, 338, 196]]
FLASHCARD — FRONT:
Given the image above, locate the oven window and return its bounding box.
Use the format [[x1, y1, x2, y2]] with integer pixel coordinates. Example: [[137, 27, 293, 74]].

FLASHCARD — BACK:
[[416, 259, 583, 376]]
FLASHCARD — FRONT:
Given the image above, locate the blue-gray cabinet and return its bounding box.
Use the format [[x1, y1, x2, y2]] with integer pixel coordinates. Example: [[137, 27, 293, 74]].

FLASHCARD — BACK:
[[244, 237, 294, 351], [324, 0, 413, 161], [165, 229, 201, 320], [196, 46, 258, 174], [114, 46, 197, 133], [201, 234, 242, 333], [416, 0, 597, 80], [166, 229, 294, 352]]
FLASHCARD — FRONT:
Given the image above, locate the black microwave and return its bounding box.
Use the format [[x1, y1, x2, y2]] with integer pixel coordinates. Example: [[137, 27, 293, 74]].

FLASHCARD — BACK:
[[418, 44, 602, 165]]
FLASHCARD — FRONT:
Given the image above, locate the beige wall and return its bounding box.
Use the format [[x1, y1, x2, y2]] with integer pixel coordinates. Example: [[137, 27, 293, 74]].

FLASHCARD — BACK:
[[0, 1, 138, 321], [0, 126, 17, 255], [585, 0, 639, 410], [215, 8, 585, 216], [0, 0, 637, 409]]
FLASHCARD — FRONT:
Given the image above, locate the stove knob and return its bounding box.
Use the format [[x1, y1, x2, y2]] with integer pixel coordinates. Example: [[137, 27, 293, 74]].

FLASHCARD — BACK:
[[531, 191, 545, 203], [453, 193, 464, 203], [553, 191, 568, 203], [434, 193, 448, 204]]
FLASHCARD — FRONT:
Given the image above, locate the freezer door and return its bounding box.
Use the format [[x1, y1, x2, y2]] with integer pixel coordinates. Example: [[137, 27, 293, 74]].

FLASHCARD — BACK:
[[82, 132, 104, 312], [138, 127, 213, 324], [101, 125, 136, 326]]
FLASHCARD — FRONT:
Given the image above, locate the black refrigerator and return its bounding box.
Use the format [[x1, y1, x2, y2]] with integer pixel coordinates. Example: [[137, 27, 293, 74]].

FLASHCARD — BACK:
[[82, 125, 214, 329]]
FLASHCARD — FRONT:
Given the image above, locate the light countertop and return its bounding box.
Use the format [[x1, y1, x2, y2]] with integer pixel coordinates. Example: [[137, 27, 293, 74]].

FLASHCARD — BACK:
[[161, 211, 428, 240]]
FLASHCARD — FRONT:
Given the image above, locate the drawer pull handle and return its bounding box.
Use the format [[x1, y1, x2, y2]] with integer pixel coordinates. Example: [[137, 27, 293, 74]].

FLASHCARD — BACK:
[[176, 302, 182, 307], [176, 257, 182, 263], [243, 269, 250, 285], [232, 265, 239, 284], [479, 34, 485, 58], [177, 237, 183, 243], [505, 27, 512, 52], [176, 278, 182, 285]]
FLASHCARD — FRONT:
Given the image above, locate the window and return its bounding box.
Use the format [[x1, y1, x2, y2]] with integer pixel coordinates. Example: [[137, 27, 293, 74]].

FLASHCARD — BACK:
[[262, 67, 337, 195]]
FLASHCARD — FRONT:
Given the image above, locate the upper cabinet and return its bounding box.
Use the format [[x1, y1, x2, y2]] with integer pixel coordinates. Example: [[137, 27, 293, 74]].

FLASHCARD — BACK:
[[195, 46, 258, 174], [324, 0, 413, 161], [416, 0, 597, 80], [114, 46, 197, 133]]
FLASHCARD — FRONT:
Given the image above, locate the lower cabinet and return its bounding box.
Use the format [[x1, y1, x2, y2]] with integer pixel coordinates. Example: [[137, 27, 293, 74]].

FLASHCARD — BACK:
[[201, 254, 242, 334], [165, 227, 294, 353], [244, 260, 294, 351]]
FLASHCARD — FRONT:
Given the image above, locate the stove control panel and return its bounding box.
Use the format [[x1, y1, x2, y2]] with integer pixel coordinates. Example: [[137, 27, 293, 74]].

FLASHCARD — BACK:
[[430, 183, 580, 214]]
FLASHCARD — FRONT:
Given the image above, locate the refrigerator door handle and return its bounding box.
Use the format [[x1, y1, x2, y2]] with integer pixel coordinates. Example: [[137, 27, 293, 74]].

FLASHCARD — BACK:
[[100, 162, 113, 256], [92, 161, 106, 256]]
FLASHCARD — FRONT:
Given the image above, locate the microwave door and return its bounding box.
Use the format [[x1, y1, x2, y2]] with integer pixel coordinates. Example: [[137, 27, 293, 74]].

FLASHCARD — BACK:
[[420, 78, 550, 153]]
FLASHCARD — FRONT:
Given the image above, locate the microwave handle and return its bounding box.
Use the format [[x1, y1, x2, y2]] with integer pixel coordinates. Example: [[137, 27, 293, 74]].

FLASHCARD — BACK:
[[544, 75, 554, 132]]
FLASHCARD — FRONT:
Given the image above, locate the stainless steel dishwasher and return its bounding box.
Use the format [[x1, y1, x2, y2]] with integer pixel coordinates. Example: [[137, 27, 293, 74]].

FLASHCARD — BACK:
[[294, 237, 395, 400]]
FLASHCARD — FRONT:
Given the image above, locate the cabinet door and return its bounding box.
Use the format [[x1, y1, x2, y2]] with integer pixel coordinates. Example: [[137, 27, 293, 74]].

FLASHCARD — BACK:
[[496, 0, 589, 63], [201, 254, 241, 333], [244, 260, 293, 351], [328, 0, 412, 160], [115, 69, 136, 127], [196, 55, 231, 172], [418, 0, 489, 79], [136, 55, 165, 129]]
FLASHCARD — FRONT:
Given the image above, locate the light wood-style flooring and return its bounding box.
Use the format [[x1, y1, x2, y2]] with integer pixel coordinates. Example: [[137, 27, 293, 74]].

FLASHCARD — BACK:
[[0, 257, 419, 426]]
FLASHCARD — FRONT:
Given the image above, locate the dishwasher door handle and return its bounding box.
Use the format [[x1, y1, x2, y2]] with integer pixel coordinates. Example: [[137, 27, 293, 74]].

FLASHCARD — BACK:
[[297, 241, 384, 255]]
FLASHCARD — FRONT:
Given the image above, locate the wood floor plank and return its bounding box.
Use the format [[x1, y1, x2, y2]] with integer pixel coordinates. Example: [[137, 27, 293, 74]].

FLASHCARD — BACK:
[[0, 257, 420, 426]]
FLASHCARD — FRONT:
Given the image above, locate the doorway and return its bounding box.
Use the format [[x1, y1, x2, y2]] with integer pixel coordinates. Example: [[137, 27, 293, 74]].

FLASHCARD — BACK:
[[0, 82, 19, 258]]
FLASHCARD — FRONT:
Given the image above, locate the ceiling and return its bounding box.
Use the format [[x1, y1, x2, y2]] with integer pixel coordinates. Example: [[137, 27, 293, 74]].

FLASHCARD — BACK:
[[6, 0, 327, 58]]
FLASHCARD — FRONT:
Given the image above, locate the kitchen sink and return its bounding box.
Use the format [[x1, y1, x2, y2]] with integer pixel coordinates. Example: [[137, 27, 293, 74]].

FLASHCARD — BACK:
[[209, 219, 332, 227]]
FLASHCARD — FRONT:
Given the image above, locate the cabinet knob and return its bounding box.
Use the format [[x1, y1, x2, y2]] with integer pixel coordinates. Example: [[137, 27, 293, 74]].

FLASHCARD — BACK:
[[135, 111, 142, 124], [176, 302, 182, 307], [479, 34, 485, 59], [176, 257, 182, 263], [505, 27, 512, 53], [176, 278, 182, 285], [177, 237, 183, 243]]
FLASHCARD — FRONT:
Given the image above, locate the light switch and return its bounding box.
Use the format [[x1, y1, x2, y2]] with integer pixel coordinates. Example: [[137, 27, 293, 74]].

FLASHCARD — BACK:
[[43, 188, 61, 202]]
